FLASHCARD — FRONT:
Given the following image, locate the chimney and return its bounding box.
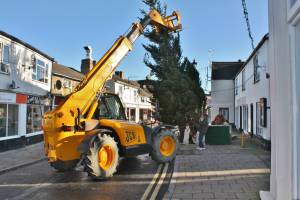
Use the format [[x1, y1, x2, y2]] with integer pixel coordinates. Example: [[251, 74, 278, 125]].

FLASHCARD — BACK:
[[81, 46, 95, 75], [115, 71, 124, 79]]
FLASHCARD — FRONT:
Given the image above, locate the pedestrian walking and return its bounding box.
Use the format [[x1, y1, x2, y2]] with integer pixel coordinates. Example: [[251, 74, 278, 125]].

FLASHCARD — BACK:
[[196, 114, 209, 150]]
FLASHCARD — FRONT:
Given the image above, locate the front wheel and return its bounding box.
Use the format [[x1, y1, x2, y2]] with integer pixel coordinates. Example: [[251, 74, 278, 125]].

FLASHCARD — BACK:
[[82, 133, 119, 180], [151, 129, 178, 163]]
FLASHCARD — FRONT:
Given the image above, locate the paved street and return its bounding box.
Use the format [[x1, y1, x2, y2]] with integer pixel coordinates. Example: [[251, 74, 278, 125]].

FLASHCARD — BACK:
[[164, 139, 271, 200], [0, 138, 271, 200], [0, 144, 173, 200]]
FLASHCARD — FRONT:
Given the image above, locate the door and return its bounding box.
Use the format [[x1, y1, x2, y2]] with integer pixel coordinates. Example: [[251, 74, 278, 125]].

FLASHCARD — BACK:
[[219, 107, 229, 122]]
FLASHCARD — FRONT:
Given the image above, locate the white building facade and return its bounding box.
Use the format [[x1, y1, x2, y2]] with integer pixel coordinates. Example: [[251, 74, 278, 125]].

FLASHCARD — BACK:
[[0, 31, 53, 150], [235, 34, 271, 149], [106, 73, 154, 123], [210, 62, 244, 124], [260, 0, 300, 199]]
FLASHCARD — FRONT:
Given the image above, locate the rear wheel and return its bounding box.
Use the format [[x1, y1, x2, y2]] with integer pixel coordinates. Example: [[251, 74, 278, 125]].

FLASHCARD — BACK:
[[50, 159, 79, 172], [151, 129, 178, 163], [82, 133, 119, 180]]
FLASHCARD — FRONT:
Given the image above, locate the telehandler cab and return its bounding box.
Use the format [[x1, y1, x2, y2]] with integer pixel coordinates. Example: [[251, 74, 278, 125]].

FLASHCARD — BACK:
[[43, 9, 182, 179]]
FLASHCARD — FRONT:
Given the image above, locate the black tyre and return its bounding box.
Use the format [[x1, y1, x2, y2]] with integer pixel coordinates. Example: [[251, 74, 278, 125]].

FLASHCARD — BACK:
[[151, 129, 178, 163], [82, 133, 119, 180], [50, 159, 79, 172]]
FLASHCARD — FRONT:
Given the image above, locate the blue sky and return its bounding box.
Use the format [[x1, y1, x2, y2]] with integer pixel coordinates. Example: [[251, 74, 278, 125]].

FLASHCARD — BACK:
[[0, 0, 268, 91]]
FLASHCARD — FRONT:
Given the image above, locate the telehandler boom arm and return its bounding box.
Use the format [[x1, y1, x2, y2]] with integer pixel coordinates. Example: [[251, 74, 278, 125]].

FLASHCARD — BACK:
[[48, 9, 181, 130]]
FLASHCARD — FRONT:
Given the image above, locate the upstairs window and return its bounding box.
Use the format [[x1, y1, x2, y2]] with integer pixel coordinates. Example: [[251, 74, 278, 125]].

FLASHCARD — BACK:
[[242, 70, 246, 91], [235, 78, 238, 95], [32, 59, 48, 83], [134, 90, 137, 102], [253, 55, 260, 83], [0, 44, 10, 74]]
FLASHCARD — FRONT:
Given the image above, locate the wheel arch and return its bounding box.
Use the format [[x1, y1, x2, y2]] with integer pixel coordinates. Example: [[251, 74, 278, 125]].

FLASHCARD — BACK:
[[77, 127, 122, 155]]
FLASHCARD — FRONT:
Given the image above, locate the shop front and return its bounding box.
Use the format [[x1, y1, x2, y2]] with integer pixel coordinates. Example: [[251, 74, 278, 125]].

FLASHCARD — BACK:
[[0, 91, 51, 151]]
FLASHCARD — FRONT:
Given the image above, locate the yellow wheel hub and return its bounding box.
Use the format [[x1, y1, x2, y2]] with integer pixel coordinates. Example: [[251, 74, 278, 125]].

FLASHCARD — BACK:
[[98, 145, 115, 170], [159, 136, 176, 157]]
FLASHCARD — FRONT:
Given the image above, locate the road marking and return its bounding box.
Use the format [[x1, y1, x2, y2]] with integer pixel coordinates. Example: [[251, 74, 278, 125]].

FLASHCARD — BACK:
[[149, 163, 169, 200], [140, 164, 162, 200]]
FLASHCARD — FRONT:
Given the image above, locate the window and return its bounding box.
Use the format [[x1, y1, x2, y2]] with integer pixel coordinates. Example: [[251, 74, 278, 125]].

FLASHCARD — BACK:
[[130, 108, 136, 121], [0, 104, 18, 138], [93, 94, 126, 120], [141, 97, 146, 103], [139, 109, 150, 121], [256, 99, 267, 136], [219, 107, 229, 122], [235, 78, 238, 95], [134, 91, 137, 102], [32, 59, 48, 83], [290, 0, 297, 8], [235, 107, 239, 127], [242, 70, 246, 91], [26, 105, 43, 134], [0, 44, 10, 74], [242, 105, 248, 131], [259, 98, 267, 127], [256, 102, 262, 136], [253, 55, 260, 83]]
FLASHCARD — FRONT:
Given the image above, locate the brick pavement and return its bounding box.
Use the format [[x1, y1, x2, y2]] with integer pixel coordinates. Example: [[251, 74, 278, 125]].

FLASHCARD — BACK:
[[164, 140, 270, 200]]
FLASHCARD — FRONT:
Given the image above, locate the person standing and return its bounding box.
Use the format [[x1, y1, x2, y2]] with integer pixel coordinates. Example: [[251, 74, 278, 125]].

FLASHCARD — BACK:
[[197, 114, 209, 150]]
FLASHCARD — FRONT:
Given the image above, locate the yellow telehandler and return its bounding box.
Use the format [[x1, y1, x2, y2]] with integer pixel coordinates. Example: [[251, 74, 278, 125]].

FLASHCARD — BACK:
[[43, 9, 182, 179]]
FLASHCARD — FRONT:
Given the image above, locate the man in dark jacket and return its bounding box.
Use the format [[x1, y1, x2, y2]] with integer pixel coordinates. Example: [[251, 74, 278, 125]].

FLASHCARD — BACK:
[[197, 114, 209, 150]]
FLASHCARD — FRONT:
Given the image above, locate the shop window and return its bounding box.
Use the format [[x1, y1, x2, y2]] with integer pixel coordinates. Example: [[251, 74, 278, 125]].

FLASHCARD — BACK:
[[8, 104, 18, 136], [130, 108, 136, 121], [32, 59, 49, 83], [253, 55, 260, 83], [0, 104, 7, 137], [26, 105, 43, 134], [0, 104, 18, 137]]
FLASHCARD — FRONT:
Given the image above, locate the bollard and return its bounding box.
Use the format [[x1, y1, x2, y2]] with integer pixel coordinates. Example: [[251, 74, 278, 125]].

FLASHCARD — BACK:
[[240, 129, 245, 148]]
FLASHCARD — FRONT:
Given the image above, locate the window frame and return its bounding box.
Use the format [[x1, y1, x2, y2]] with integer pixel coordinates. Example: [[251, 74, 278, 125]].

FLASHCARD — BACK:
[[253, 54, 260, 83], [235, 78, 238, 95], [242, 70, 246, 91], [32, 58, 49, 84], [0, 103, 18, 138], [219, 107, 229, 122], [0, 43, 10, 74]]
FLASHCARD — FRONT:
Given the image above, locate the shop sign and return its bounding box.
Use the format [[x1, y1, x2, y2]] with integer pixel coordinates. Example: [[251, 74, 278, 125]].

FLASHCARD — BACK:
[[27, 95, 42, 105], [27, 95, 51, 106], [0, 92, 16, 103]]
